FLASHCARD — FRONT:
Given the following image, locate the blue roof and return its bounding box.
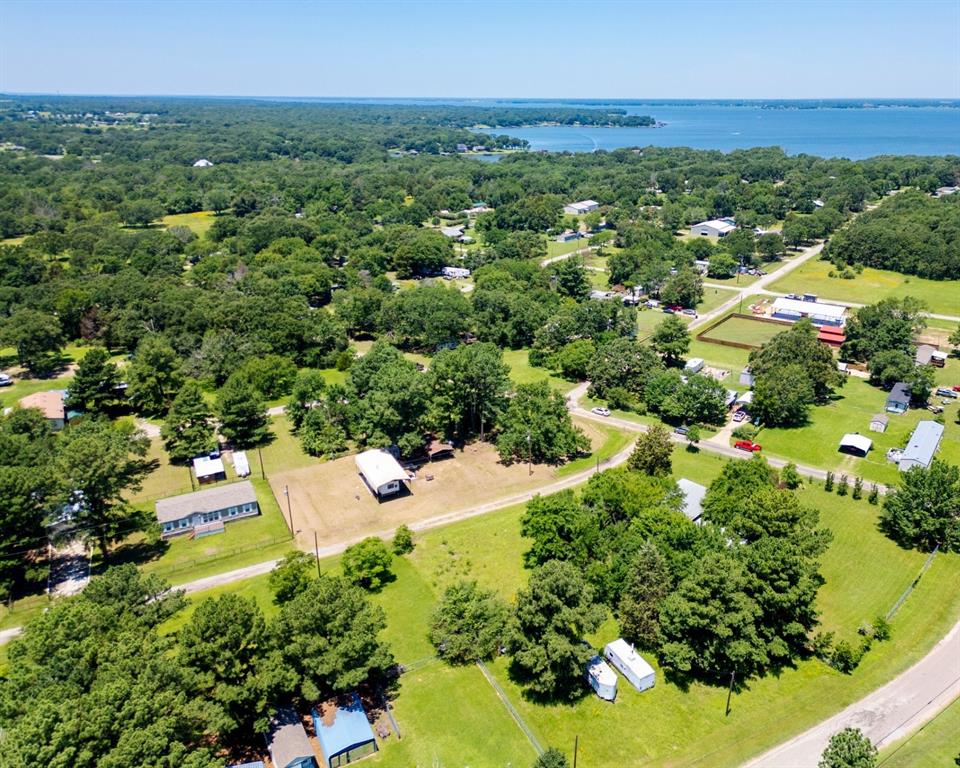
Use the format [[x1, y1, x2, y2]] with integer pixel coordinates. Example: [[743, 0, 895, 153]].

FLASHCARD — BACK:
[[229, 763, 265, 768], [901, 421, 944, 468], [312, 693, 377, 765]]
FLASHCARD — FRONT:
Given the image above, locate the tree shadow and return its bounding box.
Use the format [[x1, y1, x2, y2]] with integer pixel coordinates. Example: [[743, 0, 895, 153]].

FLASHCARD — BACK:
[[104, 538, 169, 571], [506, 657, 590, 706]]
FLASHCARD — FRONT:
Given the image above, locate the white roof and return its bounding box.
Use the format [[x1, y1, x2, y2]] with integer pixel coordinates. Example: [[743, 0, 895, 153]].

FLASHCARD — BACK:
[[736, 391, 754, 405], [771, 297, 846, 320], [566, 200, 599, 211], [193, 158, 213, 167], [692, 219, 736, 233], [839, 433, 873, 454], [355, 449, 408, 490], [684, 357, 704, 370], [232, 451, 250, 477], [193, 456, 225, 478], [440, 226, 464, 237], [901, 421, 945, 467], [605, 638, 655, 678], [677, 478, 707, 523], [587, 655, 617, 687]]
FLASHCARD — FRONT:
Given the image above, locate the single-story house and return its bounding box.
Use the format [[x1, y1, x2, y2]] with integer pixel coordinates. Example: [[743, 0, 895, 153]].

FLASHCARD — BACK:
[[193, 158, 214, 167], [885, 382, 911, 414], [934, 186, 958, 197], [267, 709, 318, 768], [693, 259, 711, 275], [677, 478, 707, 524], [193, 455, 226, 484], [604, 638, 655, 693], [461, 204, 492, 216], [869, 414, 889, 433], [456, 143, 468, 153], [817, 326, 846, 348], [18, 390, 67, 430], [441, 266, 471, 279], [736, 390, 754, 407], [155, 480, 259, 538], [838, 433, 872, 457], [355, 449, 409, 499], [899, 421, 944, 472], [724, 389, 738, 408], [556, 230, 580, 242], [771, 297, 846, 327], [690, 219, 736, 238], [233, 450, 251, 477], [312, 693, 378, 768], [586, 654, 618, 701], [589, 290, 618, 301], [440, 225, 464, 239], [563, 200, 599, 216]]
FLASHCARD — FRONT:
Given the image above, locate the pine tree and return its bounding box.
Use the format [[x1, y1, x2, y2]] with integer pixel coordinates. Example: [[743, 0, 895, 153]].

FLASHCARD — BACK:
[[162, 380, 216, 463], [837, 474, 849, 496], [852, 476, 863, 500], [825, 472, 835, 492], [65, 347, 121, 416], [217, 375, 269, 448]]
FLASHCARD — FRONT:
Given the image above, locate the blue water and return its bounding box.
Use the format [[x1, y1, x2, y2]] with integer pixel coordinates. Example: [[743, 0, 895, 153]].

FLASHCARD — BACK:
[[311, 98, 959, 159]]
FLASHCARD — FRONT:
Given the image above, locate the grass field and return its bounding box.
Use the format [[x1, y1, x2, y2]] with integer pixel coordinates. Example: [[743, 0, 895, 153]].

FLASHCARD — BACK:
[[502, 348, 577, 393], [878, 695, 960, 767], [161, 210, 216, 237], [149, 445, 960, 768], [769, 258, 960, 317], [700, 315, 794, 348], [755, 376, 960, 486]]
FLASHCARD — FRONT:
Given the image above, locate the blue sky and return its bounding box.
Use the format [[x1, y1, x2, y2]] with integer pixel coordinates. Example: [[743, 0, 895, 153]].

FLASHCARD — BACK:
[[1, 0, 958, 98]]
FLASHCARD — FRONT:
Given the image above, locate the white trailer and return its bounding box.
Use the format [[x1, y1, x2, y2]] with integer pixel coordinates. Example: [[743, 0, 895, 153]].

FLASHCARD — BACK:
[[585, 655, 617, 701], [604, 638, 655, 693]]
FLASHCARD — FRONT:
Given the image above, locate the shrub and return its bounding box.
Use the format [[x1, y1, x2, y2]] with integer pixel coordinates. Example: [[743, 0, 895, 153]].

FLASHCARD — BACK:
[[341, 537, 394, 591], [781, 463, 802, 489], [868, 484, 879, 505], [837, 474, 849, 496], [732, 424, 757, 440], [825, 472, 835, 492], [392, 524, 415, 555], [852, 476, 863, 500], [831, 639, 862, 673]]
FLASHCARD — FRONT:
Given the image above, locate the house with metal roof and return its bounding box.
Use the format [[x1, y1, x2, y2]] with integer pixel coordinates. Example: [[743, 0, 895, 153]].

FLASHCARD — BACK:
[[193, 455, 226, 485], [155, 480, 259, 538], [677, 478, 707, 524], [355, 449, 409, 499], [563, 200, 599, 215], [18, 389, 67, 430], [869, 414, 889, 433], [899, 421, 944, 472], [267, 709, 317, 768], [771, 297, 846, 327], [690, 219, 736, 238], [312, 693, 378, 767], [885, 382, 912, 414]]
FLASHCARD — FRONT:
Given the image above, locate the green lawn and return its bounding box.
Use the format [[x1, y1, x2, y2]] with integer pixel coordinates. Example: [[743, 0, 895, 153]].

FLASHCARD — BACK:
[[556, 421, 634, 477], [879, 695, 960, 767], [687, 337, 753, 373], [502, 348, 577, 394], [701, 315, 793, 347], [769, 258, 960, 317], [545, 238, 585, 259], [161, 210, 216, 238], [0, 373, 73, 410], [755, 377, 960, 486], [697, 285, 738, 316], [151, 446, 960, 768]]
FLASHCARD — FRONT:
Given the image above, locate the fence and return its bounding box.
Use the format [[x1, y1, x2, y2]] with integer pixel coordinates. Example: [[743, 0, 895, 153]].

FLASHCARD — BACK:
[[695, 312, 795, 351], [158, 534, 294, 580]]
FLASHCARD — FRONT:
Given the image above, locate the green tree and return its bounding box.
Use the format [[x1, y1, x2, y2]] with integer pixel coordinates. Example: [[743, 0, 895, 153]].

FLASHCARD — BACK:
[[707, 251, 738, 278], [428, 342, 511, 439], [533, 748, 571, 768], [217, 374, 269, 448], [818, 728, 877, 768], [268, 551, 316, 605], [628, 425, 673, 476], [751, 363, 815, 426], [881, 460, 960, 551], [117, 198, 164, 227], [511, 560, 605, 700], [161, 380, 215, 463], [392, 524, 414, 555], [650, 315, 691, 367], [618, 542, 672, 649], [1, 308, 64, 375], [273, 574, 394, 701], [341, 536, 394, 591], [757, 232, 786, 261], [587, 337, 664, 400], [203, 188, 231, 214], [127, 334, 182, 415], [749, 320, 842, 403], [54, 419, 152, 558], [556, 339, 596, 381], [521, 489, 594, 568], [496, 381, 589, 465], [430, 580, 511, 664], [841, 297, 927, 364], [65, 347, 121, 415], [660, 267, 703, 308], [287, 369, 329, 431], [551, 257, 590, 300]]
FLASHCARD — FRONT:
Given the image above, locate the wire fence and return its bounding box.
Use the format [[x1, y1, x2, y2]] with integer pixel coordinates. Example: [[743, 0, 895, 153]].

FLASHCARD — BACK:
[[886, 544, 939, 621], [154, 534, 294, 579], [476, 660, 544, 756]]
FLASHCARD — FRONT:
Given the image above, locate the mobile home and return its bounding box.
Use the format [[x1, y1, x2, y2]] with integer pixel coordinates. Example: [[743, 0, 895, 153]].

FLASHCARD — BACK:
[[585, 654, 618, 701], [604, 638, 655, 693]]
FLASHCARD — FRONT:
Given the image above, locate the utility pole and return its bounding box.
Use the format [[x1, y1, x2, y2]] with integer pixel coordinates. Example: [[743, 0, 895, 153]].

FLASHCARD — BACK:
[[283, 485, 294, 534], [313, 530, 321, 577], [725, 670, 736, 716], [257, 445, 265, 479], [527, 430, 533, 476], [573, 735, 579, 768]]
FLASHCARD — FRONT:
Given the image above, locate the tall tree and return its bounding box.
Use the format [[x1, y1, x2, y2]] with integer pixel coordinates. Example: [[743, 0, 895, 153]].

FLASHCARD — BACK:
[[881, 460, 960, 552], [162, 380, 216, 463], [749, 320, 843, 403], [650, 315, 691, 367], [428, 342, 511, 439], [628, 425, 673, 476], [0, 308, 64, 375], [618, 542, 672, 649], [511, 560, 605, 701], [496, 381, 589, 465], [127, 334, 183, 415], [65, 347, 121, 415], [216, 374, 269, 448], [430, 580, 511, 664]]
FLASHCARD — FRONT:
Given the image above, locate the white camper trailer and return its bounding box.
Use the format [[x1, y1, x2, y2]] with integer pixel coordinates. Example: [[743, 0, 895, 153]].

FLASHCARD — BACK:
[[604, 638, 655, 693], [585, 654, 618, 701]]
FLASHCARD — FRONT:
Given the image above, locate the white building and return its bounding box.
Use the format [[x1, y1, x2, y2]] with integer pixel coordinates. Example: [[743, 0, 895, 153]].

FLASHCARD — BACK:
[[604, 638, 656, 693], [442, 266, 471, 279], [193, 455, 226, 484], [192, 158, 214, 168], [563, 200, 599, 216], [440, 225, 465, 238], [232, 451, 250, 477], [838, 433, 872, 457], [899, 421, 944, 472], [586, 654, 618, 701], [770, 296, 846, 327], [677, 478, 707, 524], [355, 449, 409, 498], [684, 358, 705, 374], [690, 219, 736, 238]]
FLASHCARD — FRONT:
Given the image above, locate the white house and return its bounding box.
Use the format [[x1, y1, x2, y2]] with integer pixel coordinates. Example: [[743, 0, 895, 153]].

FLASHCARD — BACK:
[[771, 296, 846, 327], [677, 478, 707, 524], [899, 421, 944, 472], [586, 654, 618, 701], [193, 455, 226, 485], [355, 449, 409, 498], [604, 638, 656, 693], [563, 200, 599, 216], [440, 225, 465, 238], [690, 219, 736, 238], [192, 158, 214, 168], [441, 266, 471, 279]]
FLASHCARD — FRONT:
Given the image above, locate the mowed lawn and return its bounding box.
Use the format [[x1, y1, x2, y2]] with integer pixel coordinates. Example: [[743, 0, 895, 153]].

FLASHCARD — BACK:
[[700, 315, 793, 347], [161, 210, 217, 237], [755, 376, 960, 486], [159, 447, 960, 768], [879, 695, 960, 767], [502, 348, 577, 394], [769, 258, 960, 317]]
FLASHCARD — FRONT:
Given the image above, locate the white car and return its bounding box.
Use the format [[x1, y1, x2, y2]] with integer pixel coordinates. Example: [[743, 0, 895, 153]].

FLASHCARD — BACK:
[[0, 373, 12, 387], [591, 407, 611, 417]]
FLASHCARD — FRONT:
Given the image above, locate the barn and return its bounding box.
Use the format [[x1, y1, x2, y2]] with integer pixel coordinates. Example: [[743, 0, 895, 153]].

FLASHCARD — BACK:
[[312, 694, 378, 767]]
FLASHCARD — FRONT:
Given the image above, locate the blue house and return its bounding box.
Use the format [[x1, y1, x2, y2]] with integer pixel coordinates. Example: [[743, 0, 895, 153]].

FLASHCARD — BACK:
[[885, 382, 911, 414], [312, 693, 379, 767]]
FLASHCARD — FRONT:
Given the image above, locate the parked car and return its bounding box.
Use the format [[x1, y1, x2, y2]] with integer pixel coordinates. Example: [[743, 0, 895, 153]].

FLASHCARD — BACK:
[[669, 305, 684, 313], [734, 440, 762, 452], [0, 373, 12, 386], [674, 425, 689, 436], [952, 385, 960, 392], [732, 410, 747, 423], [928, 405, 944, 414], [681, 308, 697, 317], [935, 387, 958, 399], [591, 407, 611, 417], [663, 306, 675, 314]]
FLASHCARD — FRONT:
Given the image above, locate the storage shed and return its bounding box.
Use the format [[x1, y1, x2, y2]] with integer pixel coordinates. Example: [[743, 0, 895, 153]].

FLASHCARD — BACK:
[[689, 219, 736, 238], [267, 709, 317, 768], [355, 449, 409, 498], [838, 433, 872, 457], [586, 654, 618, 701], [899, 421, 944, 472], [684, 358, 705, 374], [233, 450, 251, 477], [193, 455, 226, 484], [885, 382, 911, 414], [869, 414, 889, 433], [604, 638, 656, 693], [312, 694, 378, 767]]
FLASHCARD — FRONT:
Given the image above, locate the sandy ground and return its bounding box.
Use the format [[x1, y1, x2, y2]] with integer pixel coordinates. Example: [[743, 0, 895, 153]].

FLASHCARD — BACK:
[[271, 419, 608, 550]]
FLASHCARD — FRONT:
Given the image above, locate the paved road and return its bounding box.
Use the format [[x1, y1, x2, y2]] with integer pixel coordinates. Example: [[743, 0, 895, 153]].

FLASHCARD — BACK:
[[744, 617, 960, 767]]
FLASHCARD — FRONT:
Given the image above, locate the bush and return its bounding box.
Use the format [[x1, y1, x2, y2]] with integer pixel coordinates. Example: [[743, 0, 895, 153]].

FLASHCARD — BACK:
[[852, 476, 863, 500], [825, 472, 835, 492], [868, 484, 879, 505], [732, 424, 757, 440], [605, 386, 633, 411], [392, 524, 415, 555], [830, 639, 862, 673], [872, 615, 891, 642], [781, 463, 802, 489], [837, 474, 849, 496], [341, 537, 394, 591]]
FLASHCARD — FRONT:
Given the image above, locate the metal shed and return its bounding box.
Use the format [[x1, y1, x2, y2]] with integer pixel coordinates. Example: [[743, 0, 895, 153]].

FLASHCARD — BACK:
[[312, 694, 378, 768]]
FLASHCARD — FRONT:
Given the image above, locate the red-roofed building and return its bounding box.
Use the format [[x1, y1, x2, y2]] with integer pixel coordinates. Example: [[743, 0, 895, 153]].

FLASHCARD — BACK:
[[817, 326, 846, 348]]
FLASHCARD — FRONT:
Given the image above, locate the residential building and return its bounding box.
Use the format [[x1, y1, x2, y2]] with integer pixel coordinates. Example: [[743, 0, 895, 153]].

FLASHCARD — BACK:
[[915, 344, 947, 367], [885, 383, 911, 414], [563, 200, 599, 215], [355, 449, 409, 498], [18, 389, 67, 430], [440, 225, 464, 238], [312, 693, 379, 767], [267, 709, 318, 768], [192, 158, 214, 167], [689, 219, 736, 238], [193, 455, 226, 484], [899, 421, 944, 472], [155, 480, 259, 539], [771, 297, 846, 327], [441, 266, 471, 279], [677, 478, 707, 524]]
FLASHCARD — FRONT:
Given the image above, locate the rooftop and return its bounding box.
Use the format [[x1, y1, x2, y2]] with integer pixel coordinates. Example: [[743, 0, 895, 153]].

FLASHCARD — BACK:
[[901, 421, 945, 467], [839, 433, 873, 455], [18, 389, 65, 419], [155, 480, 257, 524], [605, 638, 655, 677], [771, 297, 846, 320], [586, 655, 617, 687], [267, 709, 316, 768], [355, 449, 408, 490], [312, 693, 377, 765], [887, 382, 912, 403], [677, 478, 707, 523], [193, 455, 225, 478]]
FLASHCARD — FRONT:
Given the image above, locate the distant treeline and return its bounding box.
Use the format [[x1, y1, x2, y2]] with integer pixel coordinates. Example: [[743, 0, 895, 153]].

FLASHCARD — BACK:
[[826, 190, 960, 280]]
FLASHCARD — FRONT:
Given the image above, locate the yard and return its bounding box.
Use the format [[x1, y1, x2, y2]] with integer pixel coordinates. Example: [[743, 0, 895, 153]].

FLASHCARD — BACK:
[[501, 348, 578, 393], [161, 445, 960, 768], [699, 314, 794, 348], [161, 210, 217, 237], [879, 695, 960, 767], [768, 258, 960, 317]]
